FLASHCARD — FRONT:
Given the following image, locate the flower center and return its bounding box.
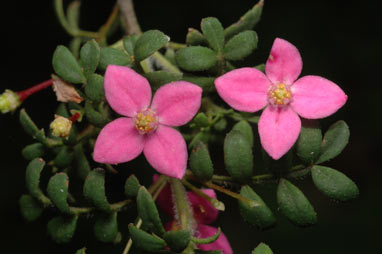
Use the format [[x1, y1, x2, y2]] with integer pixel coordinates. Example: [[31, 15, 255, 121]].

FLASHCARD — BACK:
[[268, 83, 292, 106], [134, 109, 158, 134]]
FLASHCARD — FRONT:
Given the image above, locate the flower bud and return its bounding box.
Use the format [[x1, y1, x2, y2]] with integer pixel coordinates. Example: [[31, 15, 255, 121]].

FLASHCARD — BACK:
[[50, 115, 72, 138], [0, 89, 21, 113]]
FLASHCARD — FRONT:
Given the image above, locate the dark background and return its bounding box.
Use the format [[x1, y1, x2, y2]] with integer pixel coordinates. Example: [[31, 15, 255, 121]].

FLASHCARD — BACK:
[[1, 0, 380, 253]]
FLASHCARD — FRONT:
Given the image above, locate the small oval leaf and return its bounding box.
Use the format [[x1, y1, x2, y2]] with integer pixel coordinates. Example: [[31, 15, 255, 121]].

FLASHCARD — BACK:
[[144, 71, 182, 90], [22, 143, 45, 161], [99, 47, 131, 71], [25, 158, 50, 204], [190, 141, 214, 181], [52, 45, 86, 84], [252, 242, 273, 254], [85, 73, 105, 103], [19, 194, 43, 222], [311, 165, 359, 201], [176, 46, 218, 72], [123, 34, 139, 56], [47, 173, 71, 214], [73, 143, 91, 180], [47, 215, 78, 243], [201, 17, 225, 52], [128, 224, 166, 252], [163, 230, 191, 253], [232, 120, 254, 148], [85, 101, 109, 127], [223, 30, 258, 61], [186, 28, 207, 46], [134, 30, 170, 62], [54, 146, 74, 168], [296, 120, 322, 164], [83, 168, 112, 212], [80, 39, 100, 76], [94, 212, 118, 243], [124, 174, 141, 198]]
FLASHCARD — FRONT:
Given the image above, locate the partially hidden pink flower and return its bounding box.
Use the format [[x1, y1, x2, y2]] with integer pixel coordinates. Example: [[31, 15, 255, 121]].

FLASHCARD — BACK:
[[93, 65, 202, 179], [215, 38, 347, 159], [155, 176, 233, 254]]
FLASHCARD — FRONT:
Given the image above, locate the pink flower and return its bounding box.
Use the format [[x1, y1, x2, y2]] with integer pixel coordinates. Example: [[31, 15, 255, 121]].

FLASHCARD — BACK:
[[93, 65, 202, 179], [215, 38, 347, 159], [155, 176, 233, 254]]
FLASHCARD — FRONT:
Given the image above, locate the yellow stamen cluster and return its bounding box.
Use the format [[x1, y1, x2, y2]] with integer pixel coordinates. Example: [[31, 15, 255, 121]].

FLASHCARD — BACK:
[[134, 109, 158, 134], [269, 83, 292, 106]]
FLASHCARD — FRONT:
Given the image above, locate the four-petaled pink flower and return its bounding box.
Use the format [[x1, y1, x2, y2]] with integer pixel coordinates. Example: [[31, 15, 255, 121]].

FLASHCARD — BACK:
[[155, 176, 233, 254], [93, 65, 202, 179], [215, 38, 347, 159]]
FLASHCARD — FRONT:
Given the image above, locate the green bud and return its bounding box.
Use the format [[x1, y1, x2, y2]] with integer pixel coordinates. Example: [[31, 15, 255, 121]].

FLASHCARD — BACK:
[[80, 39, 100, 76], [83, 168, 112, 212], [22, 143, 45, 161], [239, 185, 276, 229], [134, 30, 170, 62], [47, 215, 78, 243], [277, 179, 317, 226], [223, 30, 258, 61], [317, 120, 350, 164], [190, 141, 214, 181], [311, 165, 359, 201], [137, 186, 165, 236], [144, 71, 182, 90], [186, 28, 207, 46], [19, 194, 43, 222], [124, 174, 141, 198], [163, 230, 191, 253], [232, 120, 254, 148], [224, 0, 263, 39], [85, 73, 105, 103], [94, 212, 118, 243], [296, 120, 322, 164], [224, 130, 254, 182], [54, 146, 74, 168], [128, 224, 166, 252], [176, 46, 218, 72], [47, 173, 71, 214], [252, 242, 273, 254], [50, 115, 72, 138], [201, 17, 225, 52], [0, 89, 21, 113], [99, 47, 132, 71], [52, 45, 86, 84]]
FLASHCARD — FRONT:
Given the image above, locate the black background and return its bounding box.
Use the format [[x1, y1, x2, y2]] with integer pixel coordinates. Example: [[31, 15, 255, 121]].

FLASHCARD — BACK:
[[0, 0, 381, 253]]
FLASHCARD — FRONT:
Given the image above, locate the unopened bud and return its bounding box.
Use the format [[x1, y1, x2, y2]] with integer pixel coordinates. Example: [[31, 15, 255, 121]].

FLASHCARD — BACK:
[[50, 115, 72, 138], [0, 89, 21, 113]]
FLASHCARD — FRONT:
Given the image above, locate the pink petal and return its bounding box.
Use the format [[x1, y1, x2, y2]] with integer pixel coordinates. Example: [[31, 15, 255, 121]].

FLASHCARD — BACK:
[[153, 175, 175, 218], [215, 67, 271, 112], [188, 189, 219, 224], [93, 117, 144, 164], [143, 125, 187, 179], [150, 81, 202, 126], [265, 38, 302, 85], [197, 225, 233, 254], [291, 75, 348, 119], [104, 65, 151, 117], [258, 106, 301, 160]]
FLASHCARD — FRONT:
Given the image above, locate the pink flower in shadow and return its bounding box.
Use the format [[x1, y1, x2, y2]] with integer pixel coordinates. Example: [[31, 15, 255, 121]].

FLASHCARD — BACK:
[[93, 65, 202, 179], [215, 38, 347, 159], [155, 176, 233, 254]]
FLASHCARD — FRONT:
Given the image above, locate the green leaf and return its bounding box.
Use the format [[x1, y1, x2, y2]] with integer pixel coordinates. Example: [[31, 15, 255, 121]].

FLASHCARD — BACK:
[[134, 30, 170, 62], [232, 120, 254, 148], [224, 130, 253, 182], [189, 141, 214, 181], [73, 144, 91, 180], [223, 30, 258, 61], [83, 168, 112, 212], [22, 143, 45, 161], [277, 179, 317, 226], [176, 46, 218, 72], [254, 63, 265, 72], [25, 158, 50, 204], [188, 131, 210, 149], [55, 103, 70, 118], [54, 146, 74, 168], [137, 186, 165, 236], [80, 39, 100, 76], [182, 75, 215, 91], [94, 212, 118, 243], [239, 185, 276, 229], [75, 247, 87, 254], [128, 224, 166, 252], [163, 230, 191, 253], [99, 47, 131, 71], [144, 71, 182, 90], [213, 118, 227, 132], [317, 120, 350, 163], [186, 28, 207, 46], [47, 173, 71, 214], [19, 194, 43, 222], [19, 109, 45, 143], [124, 174, 141, 198], [224, 0, 264, 39], [192, 227, 221, 244], [47, 215, 78, 243], [311, 165, 359, 201], [192, 113, 209, 128], [296, 120, 322, 164], [123, 34, 139, 56], [85, 73, 105, 103], [52, 45, 86, 84], [252, 242, 273, 254], [85, 101, 109, 127], [201, 17, 225, 52]]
